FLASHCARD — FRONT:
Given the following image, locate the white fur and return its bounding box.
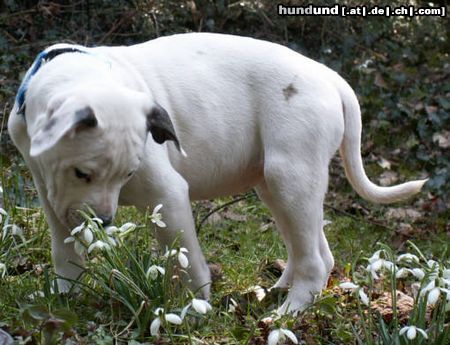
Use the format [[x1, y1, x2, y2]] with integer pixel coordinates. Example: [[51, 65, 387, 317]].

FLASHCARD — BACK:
[[8, 33, 426, 313]]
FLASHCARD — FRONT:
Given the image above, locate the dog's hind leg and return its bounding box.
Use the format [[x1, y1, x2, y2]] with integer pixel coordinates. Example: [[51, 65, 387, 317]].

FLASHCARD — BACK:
[[260, 158, 334, 314], [255, 182, 294, 289]]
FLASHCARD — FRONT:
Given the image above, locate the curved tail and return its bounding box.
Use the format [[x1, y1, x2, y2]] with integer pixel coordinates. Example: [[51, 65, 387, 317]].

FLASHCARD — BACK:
[[336, 77, 427, 204]]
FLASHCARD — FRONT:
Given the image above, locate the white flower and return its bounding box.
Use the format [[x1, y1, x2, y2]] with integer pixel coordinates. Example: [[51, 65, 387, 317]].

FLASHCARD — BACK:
[[396, 267, 425, 280], [339, 282, 359, 290], [339, 281, 369, 306], [420, 280, 450, 306], [64, 236, 75, 244], [0, 208, 7, 223], [267, 328, 298, 345], [106, 236, 117, 247], [397, 253, 419, 264], [65, 223, 96, 255], [91, 217, 103, 225], [165, 247, 189, 268], [396, 268, 410, 278], [74, 241, 86, 256], [427, 259, 439, 270], [243, 285, 266, 301], [443, 269, 450, 280], [146, 265, 165, 280], [192, 298, 212, 314], [2, 224, 23, 239], [0, 262, 6, 278], [120, 222, 136, 232], [181, 298, 212, 319], [150, 204, 166, 228], [150, 307, 182, 336], [366, 259, 396, 279], [368, 250, 384, 263], [71, 223, 85, 236], [227, 297, 238, 313], [105, 226, 120, 236], [399, 325, 428, 340], [410, 268, 425, 280], [88, 240, 111, 253], [82, 227, 93, 244]]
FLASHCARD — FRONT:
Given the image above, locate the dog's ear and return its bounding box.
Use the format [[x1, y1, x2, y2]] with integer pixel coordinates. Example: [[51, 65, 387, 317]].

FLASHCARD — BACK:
[[147, 103, 184, 154], [30, 105, 97, 157]]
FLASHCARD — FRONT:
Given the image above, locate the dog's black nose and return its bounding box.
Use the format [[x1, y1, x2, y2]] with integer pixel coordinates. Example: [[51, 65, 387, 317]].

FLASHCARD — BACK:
[[98, 215, 113, 226]]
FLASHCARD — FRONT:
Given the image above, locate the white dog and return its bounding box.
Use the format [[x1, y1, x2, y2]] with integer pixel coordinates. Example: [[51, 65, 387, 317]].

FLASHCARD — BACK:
[[8, 33, 426, 313]]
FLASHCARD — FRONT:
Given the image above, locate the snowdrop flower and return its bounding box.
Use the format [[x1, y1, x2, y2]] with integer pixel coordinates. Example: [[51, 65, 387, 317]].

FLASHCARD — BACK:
[[367, 250, 384, 263], [227, 297, 238, 313], [181, 298, 212, 319], [339, 281, 370, 305], [427, 259, 439, 270], [91, 217, 103, 225], [82, 227, 93, 244], [396, 267, 425, 280], [150, 204, 166, 228], [71, 223, 86, 236], [410, 268, 425, 280], [420, 280, 450, 306], [150, 307, 182, 336], [64, 223, 95, 255], [397, 253, 419, 264], [88, 240, 111, 253], [105, 223, 137, 241], [105, 225, 120, 236], [146, 265, 165, 280], [267, 328, 298, 345], [0, 208, 7, 223], [366, 258, 396, 280], [71, 238, 86, 256], [443, 269, 450, 280], [396, 268, 410, 278], [165, 247, 189, 268], [2, 224, 24, 239], [0, 262, 6, 278], [244, 285, 266, 301], [399, 325, 428, 340], [106, 236, 117, 247]]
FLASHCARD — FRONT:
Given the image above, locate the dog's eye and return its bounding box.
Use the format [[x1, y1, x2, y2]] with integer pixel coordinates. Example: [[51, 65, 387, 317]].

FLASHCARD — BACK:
[[127, 171, 134, 178], [74, 168, 92, 183]]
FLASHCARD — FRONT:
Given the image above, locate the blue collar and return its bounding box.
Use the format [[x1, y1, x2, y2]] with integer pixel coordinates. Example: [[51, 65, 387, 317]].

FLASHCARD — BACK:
[[15, 47, 86, 116]]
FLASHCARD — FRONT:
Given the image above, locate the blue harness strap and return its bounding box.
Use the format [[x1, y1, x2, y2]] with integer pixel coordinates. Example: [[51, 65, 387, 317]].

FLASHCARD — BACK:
[[15, 47, 86, 116]]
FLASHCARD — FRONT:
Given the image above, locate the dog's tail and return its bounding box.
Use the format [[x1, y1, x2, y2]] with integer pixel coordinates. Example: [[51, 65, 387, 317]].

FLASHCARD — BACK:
[[336, 77, 427, 204]]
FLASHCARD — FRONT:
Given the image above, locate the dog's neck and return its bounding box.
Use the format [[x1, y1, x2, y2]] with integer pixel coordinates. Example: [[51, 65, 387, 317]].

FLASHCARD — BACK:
[[15, 46, 88, 118]]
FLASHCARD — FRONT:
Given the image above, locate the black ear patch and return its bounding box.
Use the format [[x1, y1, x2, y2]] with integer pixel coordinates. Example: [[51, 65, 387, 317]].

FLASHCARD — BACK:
[[75, 106, 97, 128], [147, 103, 181, 152]]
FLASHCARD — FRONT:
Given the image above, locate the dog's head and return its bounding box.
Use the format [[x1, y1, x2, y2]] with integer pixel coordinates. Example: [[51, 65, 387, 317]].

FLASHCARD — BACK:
[[27, 84, 180, 228]]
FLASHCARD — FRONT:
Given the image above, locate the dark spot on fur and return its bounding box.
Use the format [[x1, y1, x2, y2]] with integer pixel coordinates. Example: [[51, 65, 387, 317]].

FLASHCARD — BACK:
[[196, 50, 206, 55], [282, 83, 298, 101]]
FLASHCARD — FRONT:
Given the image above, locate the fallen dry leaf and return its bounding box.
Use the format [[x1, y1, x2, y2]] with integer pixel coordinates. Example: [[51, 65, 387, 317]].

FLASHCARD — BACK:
[[377, 157, 392, 170], [375, 73, 388, 89], [432, 131, 450, 149], [208, 263, 223, 281], [371, 290, 414, 323], [385, 208, 422, 222], [379, 171, 399, 186]]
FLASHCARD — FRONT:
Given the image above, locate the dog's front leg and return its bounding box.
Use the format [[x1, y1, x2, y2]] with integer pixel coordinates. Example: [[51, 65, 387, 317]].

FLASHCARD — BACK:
[[153, 182, 211, 298], [29, 162, 85, 292], [8, 117, 84, 292]]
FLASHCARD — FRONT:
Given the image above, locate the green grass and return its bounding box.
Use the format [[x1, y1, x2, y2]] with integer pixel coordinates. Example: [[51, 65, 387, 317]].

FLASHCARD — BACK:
[[0, 161, 448, 344]]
